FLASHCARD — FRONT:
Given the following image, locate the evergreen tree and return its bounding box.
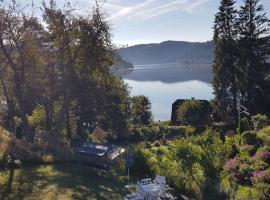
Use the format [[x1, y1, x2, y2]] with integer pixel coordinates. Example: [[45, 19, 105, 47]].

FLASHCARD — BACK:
[[213, 0, 238, 121], [131, 96, 152, 125], [237, 0, 270, 115]]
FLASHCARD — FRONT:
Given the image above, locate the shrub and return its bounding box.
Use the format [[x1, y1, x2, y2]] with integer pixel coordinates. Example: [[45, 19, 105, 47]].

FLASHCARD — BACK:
[[89, 127, 108, 144], [131, 148, 153, 178], [252, 114, 269, 131], [235, 186, 260, 200], [241, 131, 258, 146], [145, 141, 152, 149], [239, 145, 257, 156], [239, 118, 251, 134], [251, 170, 270, 184], [257, 126, 270, 146], [254, 182, 270, 199], [153, 140, 161, 147], [168, 126, 189, 137], [254, 149, 270, 163], [160, 137, 168, 145], [177, 100, 208, 126], [224, 158, 239, 173], [27, 105, 46, 128], [42, 154, 54, 164]]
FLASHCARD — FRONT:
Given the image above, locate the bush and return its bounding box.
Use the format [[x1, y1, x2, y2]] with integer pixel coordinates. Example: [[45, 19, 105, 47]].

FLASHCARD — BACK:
[[252, 114, 269, 131], [153, 140, 161, 147], [241, 131, 258, 146], [239, 118, 251, 134], [89, 127, 108, 144], [27, 105, 46, 128], [254, 149, 270, 163], [251, 170, 270, 184], [257, 126, 270, 146], [145, 141, 152, 149], [131, 148, 153, 178], [254, 182, 270, 199], [177, 100, 208, 126], [235, 186, 260, 200]]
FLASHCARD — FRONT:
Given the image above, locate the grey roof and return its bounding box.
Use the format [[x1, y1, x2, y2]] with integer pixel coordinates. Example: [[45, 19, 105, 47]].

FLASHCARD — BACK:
[[78, 143, 112, 157]]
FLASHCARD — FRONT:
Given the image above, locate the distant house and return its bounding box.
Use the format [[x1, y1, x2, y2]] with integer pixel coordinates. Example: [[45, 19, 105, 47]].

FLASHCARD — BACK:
[[171, 98, 211, 125], [78, 143, 125, 169]]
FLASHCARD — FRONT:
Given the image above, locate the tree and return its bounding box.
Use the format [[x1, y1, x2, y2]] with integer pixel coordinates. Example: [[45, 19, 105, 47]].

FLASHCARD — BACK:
[[131, 95, 152, 125], [0, 2, 46, 140], [213, 0, 238, 122], [0, 0, 131, 144], [177, 100, 208, 126], [237, 0, 270, 115]]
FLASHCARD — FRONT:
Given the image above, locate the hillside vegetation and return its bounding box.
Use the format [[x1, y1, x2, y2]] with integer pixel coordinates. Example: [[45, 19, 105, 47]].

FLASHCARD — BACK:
[[119, 40, 214, 65]]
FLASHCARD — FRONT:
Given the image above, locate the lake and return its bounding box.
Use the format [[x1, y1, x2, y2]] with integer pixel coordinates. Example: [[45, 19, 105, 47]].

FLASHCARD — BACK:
[[115, 63, 214, 120]]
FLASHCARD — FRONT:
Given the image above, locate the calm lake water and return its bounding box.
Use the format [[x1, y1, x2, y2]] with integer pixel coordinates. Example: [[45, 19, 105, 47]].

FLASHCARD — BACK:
[[116, 63, 214, 120]]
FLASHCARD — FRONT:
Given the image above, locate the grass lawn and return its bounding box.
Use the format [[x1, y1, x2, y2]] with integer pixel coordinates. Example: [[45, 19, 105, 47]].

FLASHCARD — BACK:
[[0, 163, 133, 200]]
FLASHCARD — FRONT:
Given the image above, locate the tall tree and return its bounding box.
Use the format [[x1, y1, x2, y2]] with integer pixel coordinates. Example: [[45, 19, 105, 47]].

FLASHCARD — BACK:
[[131, 95, 152, 125], [237, 0, 270, 115], [213, 0, 238, 122], [0, 3, 45, 140]]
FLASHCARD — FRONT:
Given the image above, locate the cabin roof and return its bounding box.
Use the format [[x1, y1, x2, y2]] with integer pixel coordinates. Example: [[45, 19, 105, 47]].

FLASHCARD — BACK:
[[78, 143, 112, 157]]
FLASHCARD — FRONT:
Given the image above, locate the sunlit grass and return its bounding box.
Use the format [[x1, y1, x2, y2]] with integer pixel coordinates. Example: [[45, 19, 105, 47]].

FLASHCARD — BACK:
[[0, 164, 132, 200]]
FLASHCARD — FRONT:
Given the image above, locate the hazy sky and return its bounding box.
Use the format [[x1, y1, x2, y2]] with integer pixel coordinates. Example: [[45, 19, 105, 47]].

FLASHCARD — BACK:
[[5, 0, 270, 46]]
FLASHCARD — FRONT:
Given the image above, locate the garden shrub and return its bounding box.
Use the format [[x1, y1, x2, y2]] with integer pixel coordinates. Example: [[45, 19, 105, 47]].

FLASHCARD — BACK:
[[160, 137, 168, 145], [239, 118, 251, 134], [131, 147, 153, 178], [235, 186, 260, 200], [145, 141, 152, 149], [27, 105, 46, 128], [153, 140, 161, 147], [252, 114, 269, 131], [257, 126, 270, 146], [239, 145, 257, 156], [89, 127, 108, 144], [254, 182, 270, 199], [254, 149, 270, 163], [241, 131, 258, 146], [177, 100, 208, 126], [251, 170, 270, 184]]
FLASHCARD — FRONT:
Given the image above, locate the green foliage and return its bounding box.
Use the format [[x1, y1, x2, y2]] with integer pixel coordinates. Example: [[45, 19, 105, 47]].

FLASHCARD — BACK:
[[129, 123, 195, 142], [177, 100, 208, 126], [130, 95, 152, 125], [88, 127, 108, 144], [254, 182, 270, 200], [132, 129, 234, 199], [241, 131, 259, 146], [235, 186, 260, 200], [252, 114, 269, 131], [153, 140, 161, 147], [257, 126, 270, 146], [131, 147, 153, 178], [27, 105, 46, 129], [212, 0, 238, 121], [145, 141, 152, 149], [239, 118, 251, 134]]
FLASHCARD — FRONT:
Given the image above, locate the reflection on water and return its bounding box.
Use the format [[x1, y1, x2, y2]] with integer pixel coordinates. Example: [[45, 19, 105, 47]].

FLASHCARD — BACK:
[[115, 63, 213, 83], [125, 79, 214, 120], [114, 63, 214, 120]]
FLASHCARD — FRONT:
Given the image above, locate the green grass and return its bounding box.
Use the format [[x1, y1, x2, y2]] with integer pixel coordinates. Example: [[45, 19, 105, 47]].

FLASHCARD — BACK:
[[0, 164, 132, 200]]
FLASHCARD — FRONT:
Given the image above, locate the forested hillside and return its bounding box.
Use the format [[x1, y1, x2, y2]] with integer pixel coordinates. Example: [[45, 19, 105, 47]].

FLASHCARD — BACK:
[[119, 40, 214, 65]]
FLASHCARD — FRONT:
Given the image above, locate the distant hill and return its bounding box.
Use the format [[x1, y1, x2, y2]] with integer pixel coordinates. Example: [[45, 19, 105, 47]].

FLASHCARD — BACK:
[[118, 40, 214, 65]]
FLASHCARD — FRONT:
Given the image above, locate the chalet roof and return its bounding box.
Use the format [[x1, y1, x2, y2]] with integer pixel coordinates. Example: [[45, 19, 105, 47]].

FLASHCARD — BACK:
[[78, 143, 112, 157]]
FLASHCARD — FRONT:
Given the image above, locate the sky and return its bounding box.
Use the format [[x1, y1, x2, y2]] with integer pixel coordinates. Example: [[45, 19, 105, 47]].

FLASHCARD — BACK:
[[4, 0, 270, 46]]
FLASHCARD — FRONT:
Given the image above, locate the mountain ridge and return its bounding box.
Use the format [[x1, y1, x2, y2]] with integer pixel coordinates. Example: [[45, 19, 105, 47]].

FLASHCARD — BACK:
[[118, 40, 214, 65]]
